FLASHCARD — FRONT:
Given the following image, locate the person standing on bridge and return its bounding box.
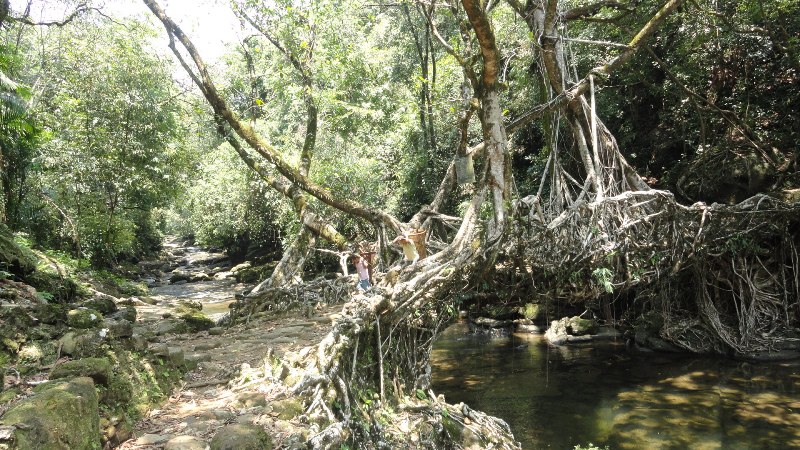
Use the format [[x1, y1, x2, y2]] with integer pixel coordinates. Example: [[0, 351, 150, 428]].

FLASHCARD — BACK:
[[352, 254, 371, 291]]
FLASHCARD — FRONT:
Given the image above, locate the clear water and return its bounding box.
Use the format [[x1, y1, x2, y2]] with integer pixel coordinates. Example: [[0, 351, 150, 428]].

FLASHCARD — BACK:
[[430, 324, 800, 450]]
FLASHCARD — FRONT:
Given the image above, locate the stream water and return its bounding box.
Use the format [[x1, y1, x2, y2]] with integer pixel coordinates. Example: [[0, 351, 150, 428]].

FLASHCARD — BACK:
[[431, 324, 800, 450]]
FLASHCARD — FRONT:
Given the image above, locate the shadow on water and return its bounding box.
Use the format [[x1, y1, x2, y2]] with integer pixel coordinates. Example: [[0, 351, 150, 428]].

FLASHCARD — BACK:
[[431, 324, 800, 449]]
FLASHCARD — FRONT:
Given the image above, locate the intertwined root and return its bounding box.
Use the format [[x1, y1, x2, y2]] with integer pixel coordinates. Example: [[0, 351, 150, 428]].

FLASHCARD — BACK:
[[521, 190, 800, 356]]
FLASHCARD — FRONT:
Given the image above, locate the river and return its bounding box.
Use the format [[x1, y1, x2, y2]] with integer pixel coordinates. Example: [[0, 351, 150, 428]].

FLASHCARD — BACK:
[[431, 324, 800, 449]]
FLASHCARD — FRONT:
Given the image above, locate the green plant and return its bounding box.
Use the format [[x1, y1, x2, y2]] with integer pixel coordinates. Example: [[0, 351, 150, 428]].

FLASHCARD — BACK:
[[591, 267, 614, 293]]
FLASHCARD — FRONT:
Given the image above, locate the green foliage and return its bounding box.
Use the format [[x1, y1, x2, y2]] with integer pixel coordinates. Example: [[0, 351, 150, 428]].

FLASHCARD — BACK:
[[8, 17, 190, 265], [591, 267, 614, 293]]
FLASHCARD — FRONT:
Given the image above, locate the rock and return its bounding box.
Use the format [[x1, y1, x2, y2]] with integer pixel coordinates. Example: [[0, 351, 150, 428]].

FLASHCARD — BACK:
[[177, 299, 203, 311], [165, 435, 210, 450], [209, 423, 272, 450], [230, 262, 251, 274], [0, 225, 36, 277], [235, 392, 268, 408], [174, 304, 215, 332], [102, 318, 134, 339], [567, 316, 597, 335], [35, 302, 68, 325], [271, 398, 303, 420], [58, 330, 105, 357], [135, 433, 174, 446], [67, 308, 104, 329], [50, 357, 112, 386], [82, 296, 118, 315], [515, 322, 541, 333], [169, 270, 191, 284], [0, 377, 100, 450], [150, 344, 185, 366], [208, 327, 225, 336], [129, 333, 148, 351], [544, 316, 598, 345], [154, 319, 188, 335], [109, 305, 137, 323], [190, 272, 211, 282]]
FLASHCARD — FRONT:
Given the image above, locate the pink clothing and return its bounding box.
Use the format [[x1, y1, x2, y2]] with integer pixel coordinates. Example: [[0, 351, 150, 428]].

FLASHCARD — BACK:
[[355, 259, 369, 281]]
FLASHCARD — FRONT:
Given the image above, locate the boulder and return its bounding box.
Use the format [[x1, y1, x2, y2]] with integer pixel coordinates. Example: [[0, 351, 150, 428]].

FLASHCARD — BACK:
[[544, 316, 598, 345], [58, 330, 105, 357], [0, 377, 100, 450], [210, 423, 272, 450], [174, 303, 214, 332], [165, 435, 210, 450], [0, 226, 36, 277], [67, 308, 104, 329], [109, 305, 137, 323], [81, 296, 118, 315], [102, 318, 134, 339], [50, 357, 112, 386]]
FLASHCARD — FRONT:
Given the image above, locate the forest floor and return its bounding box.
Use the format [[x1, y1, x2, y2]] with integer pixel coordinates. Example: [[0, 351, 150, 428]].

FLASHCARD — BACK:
[[118, 238, 344, 449]]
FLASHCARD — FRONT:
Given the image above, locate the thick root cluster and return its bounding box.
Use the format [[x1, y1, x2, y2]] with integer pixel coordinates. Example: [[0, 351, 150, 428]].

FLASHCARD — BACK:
[[519, 191, 800, 356]]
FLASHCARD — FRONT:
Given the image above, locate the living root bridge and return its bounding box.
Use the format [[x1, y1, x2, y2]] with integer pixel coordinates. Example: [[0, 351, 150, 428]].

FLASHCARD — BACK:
[[231, 236, 520, 448], [520, 190, 800, 356]]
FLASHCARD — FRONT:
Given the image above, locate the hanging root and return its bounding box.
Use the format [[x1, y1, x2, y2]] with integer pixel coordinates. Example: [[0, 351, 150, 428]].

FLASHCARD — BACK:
[[519, 188, 800, 357]]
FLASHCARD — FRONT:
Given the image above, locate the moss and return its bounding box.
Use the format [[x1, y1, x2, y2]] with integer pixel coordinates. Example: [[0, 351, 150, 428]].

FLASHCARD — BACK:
[[50, 357, 113, 386], [174, 304, 214, 332], [0, 225, 37, 277], [0, 377, 101, 450], [67, 308, 104, 329]]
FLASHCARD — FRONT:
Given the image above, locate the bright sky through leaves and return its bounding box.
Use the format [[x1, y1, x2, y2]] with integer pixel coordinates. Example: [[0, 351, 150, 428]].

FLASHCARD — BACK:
[[9, 0, 243, 62]]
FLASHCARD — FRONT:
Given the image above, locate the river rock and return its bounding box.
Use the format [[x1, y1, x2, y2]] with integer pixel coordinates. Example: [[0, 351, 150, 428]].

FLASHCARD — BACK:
[[102, 318, 134, 339], [165, 435, 210, 450], [175, 303, 215, 332], [209, 423, 272, 450], [82, 296, 118, 315], [0, 377, 100, 450], [67, 308, 104, 329], [109, 305, 137, 322], [544, 316, 599, 345], [50, 357, 112, 386], [150, 343, 185, 366], [59, 330, 105, 357]]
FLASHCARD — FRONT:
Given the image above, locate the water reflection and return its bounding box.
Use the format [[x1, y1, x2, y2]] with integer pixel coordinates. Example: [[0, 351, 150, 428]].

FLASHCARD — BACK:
[[431, 324, 800, 449]]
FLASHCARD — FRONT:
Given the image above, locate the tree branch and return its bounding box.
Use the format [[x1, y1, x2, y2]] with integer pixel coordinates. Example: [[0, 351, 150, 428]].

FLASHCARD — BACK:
[[142, 0, 401, 232]]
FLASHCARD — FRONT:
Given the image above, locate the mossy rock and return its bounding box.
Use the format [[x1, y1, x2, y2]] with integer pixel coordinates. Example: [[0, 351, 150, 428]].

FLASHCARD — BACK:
[[0, 376, 100, 450], [174, 305, 214, 332], [59, 330, 106, 358], [176, 299, 202, 311], [109, 306, 136, 323], [567, 317, 598, 336], [210, 423, 272, 450], [67, 308, 104, 329], [0, 306, 37, 353], [0, 226, 36, 278], [50, 357, 112, 386], [82, 297, 118, 315], [271, 398, 303, 420], [35, 302, 69, 325]]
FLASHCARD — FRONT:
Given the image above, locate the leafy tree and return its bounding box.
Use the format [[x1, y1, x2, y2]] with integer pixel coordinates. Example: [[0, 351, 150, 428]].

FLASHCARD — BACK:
[[11, 15, 189, 264]]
